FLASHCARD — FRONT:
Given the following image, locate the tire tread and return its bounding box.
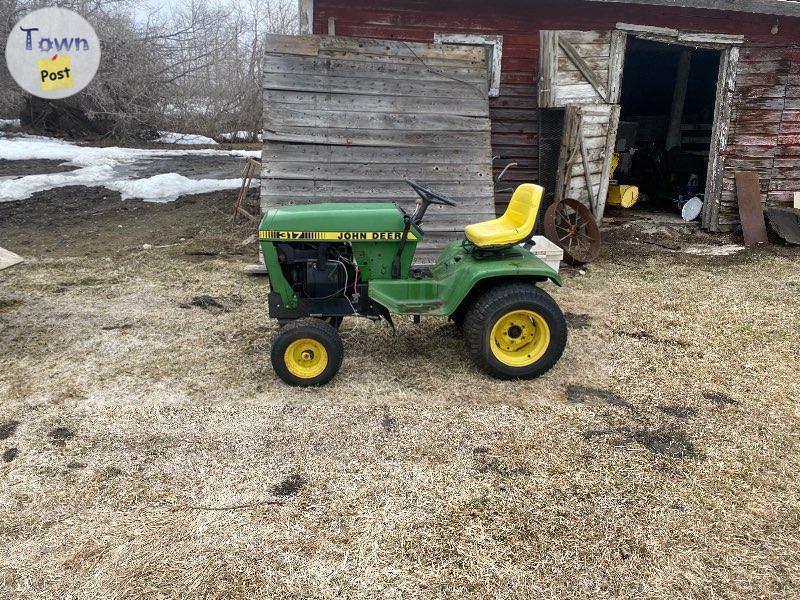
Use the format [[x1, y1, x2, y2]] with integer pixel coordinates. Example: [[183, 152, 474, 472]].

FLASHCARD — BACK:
[[271, 318, 344, 386], [463, 283, 566, 380]]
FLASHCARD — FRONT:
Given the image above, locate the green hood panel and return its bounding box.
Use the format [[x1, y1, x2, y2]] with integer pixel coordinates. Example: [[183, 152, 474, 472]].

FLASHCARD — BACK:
[[260, 203, 414, 234]]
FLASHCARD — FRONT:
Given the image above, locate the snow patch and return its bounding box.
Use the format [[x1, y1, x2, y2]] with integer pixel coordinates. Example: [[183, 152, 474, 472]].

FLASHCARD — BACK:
[[0, 119, 21, 129], [107, 173, 243, 203], [156, 131, 218, 145], [0, 166, 115, 201], [0, 132, 260, 202], [220, 130, 262, 142]]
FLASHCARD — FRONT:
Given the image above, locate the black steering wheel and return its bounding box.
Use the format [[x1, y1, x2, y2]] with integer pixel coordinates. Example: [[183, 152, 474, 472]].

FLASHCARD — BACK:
[[405, 179, 457, 207]]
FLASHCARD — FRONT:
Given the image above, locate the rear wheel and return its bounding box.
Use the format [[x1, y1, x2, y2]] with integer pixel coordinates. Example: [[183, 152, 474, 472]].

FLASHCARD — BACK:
[[271, 319, 344, 387], [464, 283, 566, 380]]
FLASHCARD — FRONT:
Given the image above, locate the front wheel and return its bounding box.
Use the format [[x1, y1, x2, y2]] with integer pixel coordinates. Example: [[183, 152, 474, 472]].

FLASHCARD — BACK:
[[464, 283, 567, 380], [271, 319, 344, 387]]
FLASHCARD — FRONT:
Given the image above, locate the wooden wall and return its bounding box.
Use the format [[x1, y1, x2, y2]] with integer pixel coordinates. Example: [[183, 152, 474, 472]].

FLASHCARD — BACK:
[[261, 34, 495, 259], [313, 0, 800, 227], [720, 47, 800, 228]]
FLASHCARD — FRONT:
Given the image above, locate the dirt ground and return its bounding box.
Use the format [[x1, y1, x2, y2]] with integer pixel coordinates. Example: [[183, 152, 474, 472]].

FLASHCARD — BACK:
[[1, 187, 799, 598]]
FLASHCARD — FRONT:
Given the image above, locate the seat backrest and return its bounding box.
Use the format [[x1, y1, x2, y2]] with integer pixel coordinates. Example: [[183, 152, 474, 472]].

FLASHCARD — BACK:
[[505, 183, 544, 236]]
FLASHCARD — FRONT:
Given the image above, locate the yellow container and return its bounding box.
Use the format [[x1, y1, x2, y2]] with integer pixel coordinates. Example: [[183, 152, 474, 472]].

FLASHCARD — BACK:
[[607, 184, 640, 209]]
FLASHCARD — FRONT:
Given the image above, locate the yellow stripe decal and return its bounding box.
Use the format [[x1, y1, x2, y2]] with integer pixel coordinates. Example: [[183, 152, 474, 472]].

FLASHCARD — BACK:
[[259, 231, 417, 242]]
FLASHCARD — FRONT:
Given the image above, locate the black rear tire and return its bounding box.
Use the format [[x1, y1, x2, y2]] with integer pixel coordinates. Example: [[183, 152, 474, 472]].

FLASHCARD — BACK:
[[464, 283, 567, 380], [271, 318, 344, 387]]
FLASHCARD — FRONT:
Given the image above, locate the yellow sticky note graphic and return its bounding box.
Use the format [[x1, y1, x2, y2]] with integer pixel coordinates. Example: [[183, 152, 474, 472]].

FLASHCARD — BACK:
[[38, 55, 73, 92]]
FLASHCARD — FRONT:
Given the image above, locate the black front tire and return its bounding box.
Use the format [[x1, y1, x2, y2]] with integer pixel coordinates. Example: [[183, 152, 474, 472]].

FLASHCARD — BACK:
[[464, 283, 567, 380], [271, 318, 344, 387]]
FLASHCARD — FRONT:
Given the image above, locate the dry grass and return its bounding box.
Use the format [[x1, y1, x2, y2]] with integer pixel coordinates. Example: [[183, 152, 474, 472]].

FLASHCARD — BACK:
[[1, 221, 799, 598]]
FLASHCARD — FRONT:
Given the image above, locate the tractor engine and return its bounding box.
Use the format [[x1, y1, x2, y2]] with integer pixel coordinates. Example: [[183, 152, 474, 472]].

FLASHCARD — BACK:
[[275, 243, 356, 300]]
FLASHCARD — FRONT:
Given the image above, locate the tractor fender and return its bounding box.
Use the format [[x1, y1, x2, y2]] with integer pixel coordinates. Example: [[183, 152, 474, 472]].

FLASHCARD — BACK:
[[362, 245, 563, 318], [446, 269, 561, 318]]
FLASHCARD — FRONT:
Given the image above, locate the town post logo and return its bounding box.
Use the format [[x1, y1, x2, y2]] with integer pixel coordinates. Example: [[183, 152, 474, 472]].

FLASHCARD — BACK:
[[5, 7, 101, 99]]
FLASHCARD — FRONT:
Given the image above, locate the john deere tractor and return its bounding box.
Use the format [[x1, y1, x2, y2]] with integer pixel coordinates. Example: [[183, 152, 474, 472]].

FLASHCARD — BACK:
[[259, 181, 567, 386]]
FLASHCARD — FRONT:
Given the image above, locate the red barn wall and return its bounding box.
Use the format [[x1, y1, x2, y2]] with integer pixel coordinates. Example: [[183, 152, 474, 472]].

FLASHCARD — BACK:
[[313, 0, 800, 222]]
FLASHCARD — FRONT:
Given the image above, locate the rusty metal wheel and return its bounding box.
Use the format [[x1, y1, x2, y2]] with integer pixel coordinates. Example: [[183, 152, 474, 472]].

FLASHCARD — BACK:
[[543, 198, 602, 265]]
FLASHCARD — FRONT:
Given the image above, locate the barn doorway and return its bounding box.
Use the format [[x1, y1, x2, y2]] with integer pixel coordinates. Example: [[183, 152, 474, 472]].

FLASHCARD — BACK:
[[611, 38, 721, 219]]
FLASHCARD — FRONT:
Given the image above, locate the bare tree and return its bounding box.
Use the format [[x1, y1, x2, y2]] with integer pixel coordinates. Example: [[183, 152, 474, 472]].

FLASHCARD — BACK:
[[163, 0, 298, 139], [0, 0, 297, 139]]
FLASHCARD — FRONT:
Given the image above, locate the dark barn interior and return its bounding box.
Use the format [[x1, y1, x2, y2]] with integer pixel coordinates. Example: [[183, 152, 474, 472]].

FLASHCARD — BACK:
[[614, 39, 721, 213]]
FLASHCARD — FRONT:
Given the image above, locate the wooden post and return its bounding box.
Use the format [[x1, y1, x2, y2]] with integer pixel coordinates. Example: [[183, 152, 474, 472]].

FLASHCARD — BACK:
[[702, 46, 738, 232], [579, 120, 597, 215], [596, 104, 622, 224], [298, 0, 314, 35], [666, 48, 692, 150]]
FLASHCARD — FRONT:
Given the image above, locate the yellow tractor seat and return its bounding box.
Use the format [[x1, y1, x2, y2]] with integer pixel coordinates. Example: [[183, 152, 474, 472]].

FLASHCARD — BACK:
[[465, 183, 544, 249]]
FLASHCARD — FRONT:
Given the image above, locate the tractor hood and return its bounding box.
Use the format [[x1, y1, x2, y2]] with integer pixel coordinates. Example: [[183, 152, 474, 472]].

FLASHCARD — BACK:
[[259, 203, 422, 240]]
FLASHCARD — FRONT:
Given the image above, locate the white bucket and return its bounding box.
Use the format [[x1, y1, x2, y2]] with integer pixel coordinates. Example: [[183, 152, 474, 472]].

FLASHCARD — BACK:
[[682, 196, 703, 222]]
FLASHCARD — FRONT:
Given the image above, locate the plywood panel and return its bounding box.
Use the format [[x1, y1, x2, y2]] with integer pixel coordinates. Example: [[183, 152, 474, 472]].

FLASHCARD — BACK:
[[262, 34, 495, 261]]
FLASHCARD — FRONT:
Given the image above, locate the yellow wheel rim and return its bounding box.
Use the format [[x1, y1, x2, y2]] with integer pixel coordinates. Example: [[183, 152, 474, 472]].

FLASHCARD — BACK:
[[489, 309, 551, 367], [284, 339, 328, 379]]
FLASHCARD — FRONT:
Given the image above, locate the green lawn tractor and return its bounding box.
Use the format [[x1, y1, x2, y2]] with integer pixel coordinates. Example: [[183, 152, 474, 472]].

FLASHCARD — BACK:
[[259, 181, 567, 386]]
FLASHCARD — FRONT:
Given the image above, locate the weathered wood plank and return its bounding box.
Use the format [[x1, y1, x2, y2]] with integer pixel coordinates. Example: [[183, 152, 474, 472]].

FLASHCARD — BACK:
[[263, 72, 487, 100], [538, 31, 559, 107], [263, 128, 491, 148], [557, 68, 611, 85], [264, 89, 488, 117], [262, 143, 489, 164], [607, 30, 627, 104], [557, 30, 611, 44], [264, 107, 490, 132], [317, 35, 486, 62], [315, 47, 485, 69], [556, 83, 604, 102], [597, 104, 621, 221], [263, 55, 488, 84], [261, 179, 494, 198], [678, 32, 744, 45], [558, 55, 612, 73], [735, 171, 769, 246], [705, 46, 739, 231], [561, 43, 611, 58], [262, 161, 491, 182]]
